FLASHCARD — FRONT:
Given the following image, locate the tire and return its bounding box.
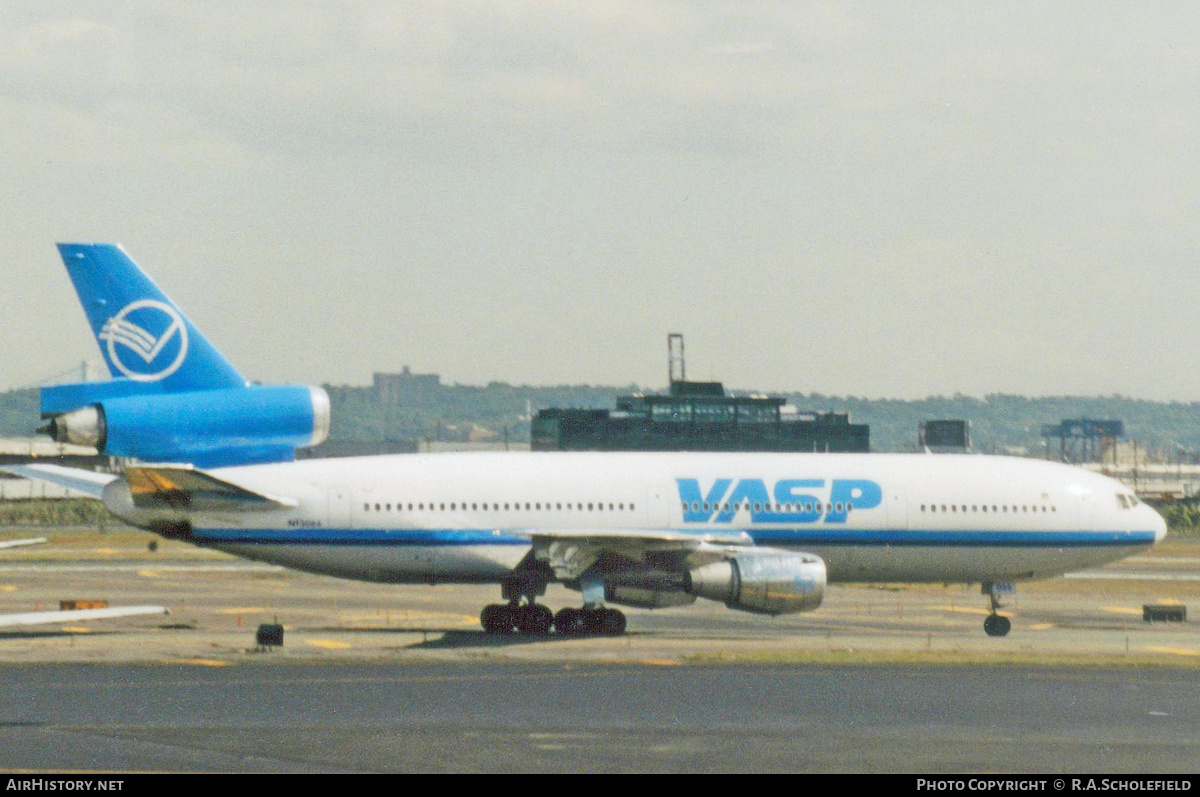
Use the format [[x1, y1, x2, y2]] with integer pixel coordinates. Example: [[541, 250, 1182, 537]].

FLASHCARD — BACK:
[[518, 604, 553, 635], [600, 608, 626, 636], [554, 608, 581, 635], [983, 613, 1011, 637], [481, 604, 514, 634]]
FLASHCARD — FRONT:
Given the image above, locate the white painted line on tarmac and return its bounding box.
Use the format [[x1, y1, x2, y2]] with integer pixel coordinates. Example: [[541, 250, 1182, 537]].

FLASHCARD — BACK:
[[0, 562, 283, 573], [1065, 571, 1200, 581]]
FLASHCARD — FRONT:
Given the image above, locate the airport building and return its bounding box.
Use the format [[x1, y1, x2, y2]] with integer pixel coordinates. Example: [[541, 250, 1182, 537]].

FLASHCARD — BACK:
[[532, 379, 870, 453], [532, 335, 869, 453]]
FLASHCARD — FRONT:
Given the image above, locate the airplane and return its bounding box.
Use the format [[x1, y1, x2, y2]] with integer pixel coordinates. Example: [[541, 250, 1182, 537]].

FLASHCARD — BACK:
[[0, 537, 49, 550], [0, 604, 168, 629], [5, 243, 1169, 638], [0, 535, 167, 628]]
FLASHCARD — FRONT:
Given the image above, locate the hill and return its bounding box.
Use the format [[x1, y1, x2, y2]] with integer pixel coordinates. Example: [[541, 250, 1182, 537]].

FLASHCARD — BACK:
[[3, 383, 1199, 457]]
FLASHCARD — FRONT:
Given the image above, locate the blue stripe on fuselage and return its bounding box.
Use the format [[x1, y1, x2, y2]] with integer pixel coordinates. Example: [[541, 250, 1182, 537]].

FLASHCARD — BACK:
[[749, 528, 1159, 547], [191, 528, 530, 546], [189, 526, 1158, 548]]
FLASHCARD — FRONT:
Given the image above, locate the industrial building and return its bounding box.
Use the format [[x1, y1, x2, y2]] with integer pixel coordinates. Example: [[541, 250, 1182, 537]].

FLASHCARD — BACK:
[[531, 335, 869, 453]]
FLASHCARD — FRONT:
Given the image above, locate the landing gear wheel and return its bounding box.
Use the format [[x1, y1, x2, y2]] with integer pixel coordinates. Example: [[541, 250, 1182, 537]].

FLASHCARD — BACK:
[[579, 607, 626, 635], [481, 603, 515, 634], [517, 603, 553, 635], [553, 607, 582, 635], [580, 607, 605, 635], [983, 614, 1011, 637], [600, 608, 626, 636]]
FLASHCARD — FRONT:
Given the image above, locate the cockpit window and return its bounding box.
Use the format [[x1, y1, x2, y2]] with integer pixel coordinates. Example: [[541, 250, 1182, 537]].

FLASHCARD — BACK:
[[1116, 493, 1141, 510]]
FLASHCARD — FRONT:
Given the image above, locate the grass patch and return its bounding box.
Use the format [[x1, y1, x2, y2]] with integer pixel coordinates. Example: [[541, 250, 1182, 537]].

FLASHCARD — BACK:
[[1160, 503, 1200, 538], [0, 498, 109, 527]]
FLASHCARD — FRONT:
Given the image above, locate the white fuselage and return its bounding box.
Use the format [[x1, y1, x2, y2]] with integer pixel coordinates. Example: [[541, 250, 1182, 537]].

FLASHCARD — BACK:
[[152, 451, 1165, 586]]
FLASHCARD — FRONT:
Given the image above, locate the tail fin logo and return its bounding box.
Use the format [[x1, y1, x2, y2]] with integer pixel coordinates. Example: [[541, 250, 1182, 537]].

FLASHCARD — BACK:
[[99, 299, 189, 382]]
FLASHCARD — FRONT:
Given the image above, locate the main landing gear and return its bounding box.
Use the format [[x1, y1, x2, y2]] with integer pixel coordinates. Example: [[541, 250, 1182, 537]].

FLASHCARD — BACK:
[[479, 601, 627, 636], [982, 582, 1012, 637], [480, 574, 628, 637], [480, 576, 628, 638], [481, 601, 552, 635]]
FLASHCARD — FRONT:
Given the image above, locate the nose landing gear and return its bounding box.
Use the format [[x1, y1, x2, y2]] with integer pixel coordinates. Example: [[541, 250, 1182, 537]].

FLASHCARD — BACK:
[[982, 582, 1012, 637]]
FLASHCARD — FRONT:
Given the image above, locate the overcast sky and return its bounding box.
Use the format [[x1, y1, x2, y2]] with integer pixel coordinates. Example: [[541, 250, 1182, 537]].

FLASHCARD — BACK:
[[3, 2, 1199, 400]]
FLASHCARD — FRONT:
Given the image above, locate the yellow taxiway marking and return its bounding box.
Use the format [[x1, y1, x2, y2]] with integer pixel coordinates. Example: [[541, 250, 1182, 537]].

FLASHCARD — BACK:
[[305, 639, 352, 650], [93, 548, 118, 556], [1027, 623, 1055, 631], [137, 570, 163, 578], [934, 606, 1013, 617], [61, 626, 92, 633], [1103, 606, 1144, 616], [1, 585, 16, 592], [1145, 646, 1199, 657], [167, 658, 232, 667]]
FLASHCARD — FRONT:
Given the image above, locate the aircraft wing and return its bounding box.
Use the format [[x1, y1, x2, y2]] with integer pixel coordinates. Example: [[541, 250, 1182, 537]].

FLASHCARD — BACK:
[[526, 528, 755, 580], [0, 537, 48, 550], [0, 605, 168, 628], [0, 463, 117, 499], [123, 466, 298, 511]]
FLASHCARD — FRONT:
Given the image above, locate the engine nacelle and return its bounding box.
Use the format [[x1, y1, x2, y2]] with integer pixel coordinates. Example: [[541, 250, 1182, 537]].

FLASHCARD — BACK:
[[605, 583, 697, 610], [41, 384, 330, 468], [687, 549, 826, 615]]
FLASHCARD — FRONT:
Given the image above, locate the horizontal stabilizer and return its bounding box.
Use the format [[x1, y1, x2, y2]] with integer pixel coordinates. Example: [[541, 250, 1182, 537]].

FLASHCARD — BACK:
[[0, 464, 117, 499], [0, 605, 168, 628], [125, 466, 297, 512]]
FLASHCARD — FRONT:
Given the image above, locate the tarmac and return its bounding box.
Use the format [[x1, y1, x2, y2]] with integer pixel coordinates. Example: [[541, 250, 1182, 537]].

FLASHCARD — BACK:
[[0, 525, 1196, 668], [1, 525, 1197, 773]]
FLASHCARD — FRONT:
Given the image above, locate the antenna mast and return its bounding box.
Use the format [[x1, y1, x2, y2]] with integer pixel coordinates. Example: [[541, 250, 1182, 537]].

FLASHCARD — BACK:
[[668, 333, 685, 386]]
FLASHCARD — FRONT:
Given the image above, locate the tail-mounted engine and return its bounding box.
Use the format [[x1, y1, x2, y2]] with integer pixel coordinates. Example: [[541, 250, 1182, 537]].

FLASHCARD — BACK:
[[40, 383, 330, 468]]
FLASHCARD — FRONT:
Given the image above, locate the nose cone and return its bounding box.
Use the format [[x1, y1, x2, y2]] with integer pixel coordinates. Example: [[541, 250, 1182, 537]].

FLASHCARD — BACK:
[[1148, 504, 1168, 544]]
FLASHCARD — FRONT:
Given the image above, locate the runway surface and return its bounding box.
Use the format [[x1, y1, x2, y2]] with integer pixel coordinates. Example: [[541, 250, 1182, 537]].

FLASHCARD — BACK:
[[0, 662, 1197, 773], [0, 528, 1197, 772]]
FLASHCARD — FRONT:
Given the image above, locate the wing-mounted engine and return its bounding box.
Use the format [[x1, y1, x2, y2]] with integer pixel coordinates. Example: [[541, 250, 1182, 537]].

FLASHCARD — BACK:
[[686, 549, 826, 615], [530, 529, 825, 616]]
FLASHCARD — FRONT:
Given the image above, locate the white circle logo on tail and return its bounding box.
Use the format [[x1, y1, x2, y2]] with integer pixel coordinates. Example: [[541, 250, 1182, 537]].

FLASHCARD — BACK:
[[99, 300, 189, 382]]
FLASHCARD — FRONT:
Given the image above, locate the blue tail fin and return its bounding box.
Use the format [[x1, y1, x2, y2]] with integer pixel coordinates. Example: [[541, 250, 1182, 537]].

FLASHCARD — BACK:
[[56, 243, 245, 392]]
